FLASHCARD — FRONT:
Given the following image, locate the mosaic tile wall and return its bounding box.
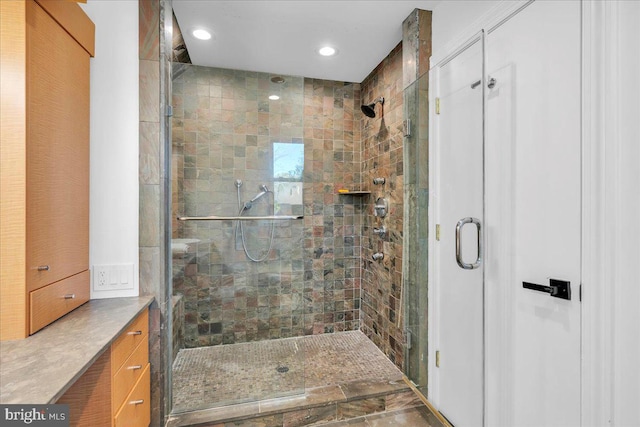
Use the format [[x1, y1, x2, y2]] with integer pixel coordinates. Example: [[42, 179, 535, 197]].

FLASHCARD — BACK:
[[359, 43, 408, 369], [302, 79, 364, 335], [171, 66, 362, 347]]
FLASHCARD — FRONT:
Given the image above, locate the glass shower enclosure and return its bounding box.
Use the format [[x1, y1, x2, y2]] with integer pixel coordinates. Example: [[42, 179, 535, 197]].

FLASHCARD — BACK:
[[170, 64, 306, 412], [403, 72, 430, 395]]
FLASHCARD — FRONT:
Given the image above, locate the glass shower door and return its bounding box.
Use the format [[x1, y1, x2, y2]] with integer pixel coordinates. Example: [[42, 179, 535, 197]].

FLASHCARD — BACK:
[[170, 64, 306, 412]]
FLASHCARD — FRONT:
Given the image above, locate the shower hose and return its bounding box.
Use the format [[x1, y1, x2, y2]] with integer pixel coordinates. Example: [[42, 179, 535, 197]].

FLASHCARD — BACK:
[[235, 185, 275, 262]]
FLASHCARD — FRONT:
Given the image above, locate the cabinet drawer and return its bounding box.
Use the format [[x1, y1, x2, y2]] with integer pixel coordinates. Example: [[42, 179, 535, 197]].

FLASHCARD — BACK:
[[112, 310, 148, 373], [114, 363, 150, 427], [29, 270, 89, 334], [113, 336, 149, 412]]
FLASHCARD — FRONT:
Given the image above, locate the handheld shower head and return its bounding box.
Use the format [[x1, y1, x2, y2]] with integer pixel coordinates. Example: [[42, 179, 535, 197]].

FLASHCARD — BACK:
[[242, 185, 271, 210], [361, 97, 384, 118], [249, 185, 270, 203]]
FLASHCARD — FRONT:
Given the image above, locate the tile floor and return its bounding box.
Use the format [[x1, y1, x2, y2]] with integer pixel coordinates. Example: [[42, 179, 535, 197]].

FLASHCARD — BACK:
[[172, 331, 404, 414], [321, 406, 442, 426]]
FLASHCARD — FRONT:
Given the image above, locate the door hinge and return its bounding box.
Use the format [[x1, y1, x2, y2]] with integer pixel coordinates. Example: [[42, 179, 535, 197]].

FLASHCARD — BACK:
[[403, 119, 411, 137], [166, 105, 173, 117], [579, 284, 582, 302], [406, 330, 412, 350], [435, 98, 440, 114], [435, 350, 440, 368], [435, 224, 441, 241]]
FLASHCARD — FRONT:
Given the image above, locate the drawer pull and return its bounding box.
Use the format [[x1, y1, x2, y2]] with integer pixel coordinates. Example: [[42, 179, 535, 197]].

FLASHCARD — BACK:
[[37, 265, 50, 271], [127, 330, 143, 336], [129, 399, 144, 405], [64, 294, 76, 299], [127, 365, 143, 370]]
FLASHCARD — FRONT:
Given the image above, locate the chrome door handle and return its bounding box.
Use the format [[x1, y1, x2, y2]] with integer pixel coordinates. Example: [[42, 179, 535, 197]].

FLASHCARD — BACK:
[[455, 217, 482, 270]]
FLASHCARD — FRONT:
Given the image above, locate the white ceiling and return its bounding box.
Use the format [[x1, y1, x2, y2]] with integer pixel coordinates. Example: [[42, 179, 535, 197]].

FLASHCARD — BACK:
[[173, 1, 440, 83]]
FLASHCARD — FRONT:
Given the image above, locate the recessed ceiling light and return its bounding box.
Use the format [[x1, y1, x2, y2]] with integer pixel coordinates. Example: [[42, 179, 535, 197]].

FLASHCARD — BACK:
[[318, 46, 337, 57], [192, 29, 212, 40], [269, 95, 280, 100]]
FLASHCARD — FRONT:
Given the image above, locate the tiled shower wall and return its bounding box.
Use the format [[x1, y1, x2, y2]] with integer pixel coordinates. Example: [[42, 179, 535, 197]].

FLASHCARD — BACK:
[[302, 78, 364, 336], [139, 0, 172, 423], [359, 43, 408, 369], [358, 9, 431, 373], [138, 0, 162, 424], [171, 66, 363, 347]]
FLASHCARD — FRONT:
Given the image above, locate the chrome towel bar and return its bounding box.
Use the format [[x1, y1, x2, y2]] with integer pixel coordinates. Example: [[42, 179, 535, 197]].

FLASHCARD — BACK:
[[177, 215, 303, 221]]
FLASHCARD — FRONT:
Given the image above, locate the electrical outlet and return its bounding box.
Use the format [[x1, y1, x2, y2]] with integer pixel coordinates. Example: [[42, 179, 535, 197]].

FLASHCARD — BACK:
[[93, 266, 109, 290]]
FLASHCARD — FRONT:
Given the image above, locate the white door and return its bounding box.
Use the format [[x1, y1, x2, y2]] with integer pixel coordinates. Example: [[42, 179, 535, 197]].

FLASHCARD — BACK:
[[431, 1, 582, 426], [431, 35, 484, 427], [484, 1, 581, 426]]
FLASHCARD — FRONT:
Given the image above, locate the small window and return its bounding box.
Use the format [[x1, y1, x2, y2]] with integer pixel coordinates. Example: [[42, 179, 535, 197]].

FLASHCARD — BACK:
[[273, 143, 303, 181], [273, 143, 304, 214]]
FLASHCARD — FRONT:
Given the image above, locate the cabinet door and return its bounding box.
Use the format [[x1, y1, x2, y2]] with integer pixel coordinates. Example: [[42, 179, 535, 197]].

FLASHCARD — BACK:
[[57, 349, 112, 427], [26, 0, 90, 291]]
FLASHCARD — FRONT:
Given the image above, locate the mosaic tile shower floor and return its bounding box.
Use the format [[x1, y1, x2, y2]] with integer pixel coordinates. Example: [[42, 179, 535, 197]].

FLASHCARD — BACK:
[[172, 330, 404, 414]]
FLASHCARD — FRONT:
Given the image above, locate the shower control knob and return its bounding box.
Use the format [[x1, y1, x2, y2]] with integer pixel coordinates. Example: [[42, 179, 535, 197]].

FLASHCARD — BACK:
[[373, 226, 386, 236], [374, 197, 388, 218], [373, 177, 386, 185], [372, 252, 384, 261]]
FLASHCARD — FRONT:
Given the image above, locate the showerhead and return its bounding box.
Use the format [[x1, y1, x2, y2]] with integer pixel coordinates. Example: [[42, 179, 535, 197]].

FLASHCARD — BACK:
[[361, 104, 376, 118], [361, 97, 384, 118]]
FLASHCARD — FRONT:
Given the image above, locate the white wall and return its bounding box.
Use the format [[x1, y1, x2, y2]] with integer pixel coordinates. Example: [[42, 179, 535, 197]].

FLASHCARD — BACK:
[[605, 2, 640, 424], [431, 0, 499, 57], [430, 0, 502, 64], [80, 0, 140, 298]]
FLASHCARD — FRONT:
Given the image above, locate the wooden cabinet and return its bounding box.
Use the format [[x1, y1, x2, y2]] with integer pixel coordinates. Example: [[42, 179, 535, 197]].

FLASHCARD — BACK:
[[114, 365, 151, 427], [58, 310, 150, 427], [0, 0, 94, 340], [111, 310, 151, 427]]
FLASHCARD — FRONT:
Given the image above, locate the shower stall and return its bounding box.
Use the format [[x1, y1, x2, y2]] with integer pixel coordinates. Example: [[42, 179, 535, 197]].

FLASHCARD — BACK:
[[168, 64, 383, 417], [141, 2, 439, 425], [166, 44, 432, 427]]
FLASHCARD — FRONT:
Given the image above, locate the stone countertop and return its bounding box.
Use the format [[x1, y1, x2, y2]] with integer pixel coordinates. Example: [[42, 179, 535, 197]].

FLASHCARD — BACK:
[[0, 296, 154, 404]]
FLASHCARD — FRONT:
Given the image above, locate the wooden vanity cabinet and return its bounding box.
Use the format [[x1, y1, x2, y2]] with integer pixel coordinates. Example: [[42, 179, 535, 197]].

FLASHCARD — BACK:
[[0, 0, 94, 340], [112, 311, 151, 427], [57, 310, 151, 427]]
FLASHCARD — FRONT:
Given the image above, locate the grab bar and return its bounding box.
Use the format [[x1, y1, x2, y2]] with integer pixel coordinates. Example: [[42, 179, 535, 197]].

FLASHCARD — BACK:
[[177, 215, 303, 221]]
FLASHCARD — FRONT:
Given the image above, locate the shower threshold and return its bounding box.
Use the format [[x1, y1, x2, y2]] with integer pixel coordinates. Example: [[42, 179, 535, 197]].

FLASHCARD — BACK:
[[167, 330, 433, 427]]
